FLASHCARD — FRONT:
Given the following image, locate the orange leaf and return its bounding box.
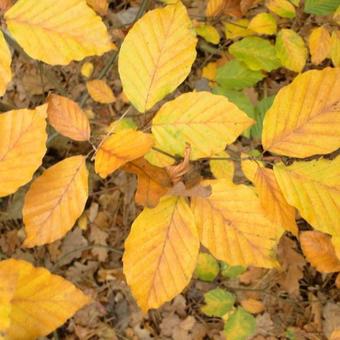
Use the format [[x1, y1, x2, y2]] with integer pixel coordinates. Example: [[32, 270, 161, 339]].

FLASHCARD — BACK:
[[87, 79, 115, 104], [123, 158, 172, 208], [86, 0, 108, 15], [300, 231, 340, 273], [0, 105, 47, 197], [240, 298, 265, 314], [47, 94, 91, 141], [23, 156, 89, 247], [0, 259, 90, 339], [95, 129, 154, 178]]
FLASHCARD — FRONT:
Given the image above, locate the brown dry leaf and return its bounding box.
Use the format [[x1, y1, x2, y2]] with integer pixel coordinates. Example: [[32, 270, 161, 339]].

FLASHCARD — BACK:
[[89, 225, 109, 261], [167, 181, 212, 198], [87, 79, 115, 104], [277, 235, 305, 295], [300, 231, 340, 273], [123, 158, 172, 208], [0, 0, 12, 11], [323, 302, 340, 339], [241, 298, 265, 314], [240, 0, 260, 13], [86, 0, 108, 15], [47, 94, 91, 141], [166, 145, 191, 184], [206, 0, 225, 17]]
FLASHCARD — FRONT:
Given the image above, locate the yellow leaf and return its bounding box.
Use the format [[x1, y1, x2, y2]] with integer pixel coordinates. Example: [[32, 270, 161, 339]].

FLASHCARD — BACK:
[[4, 0, 114, 65], [23, 156, 89, 247], [191, 179, 283, 268], [87, 79, 115, 104], [144, 147, 175, 167], [224, 19, 254, 39], [242, 159, 298, 235], [206, 0, 225, 16], [95, 129, 154, 178], [47, 94, 91, 141], [151, 91, 254, 160], [202, 61, 217, 81], [0, 105, 47, 198], [86, 0, 108, 15], [0, 259, 90, 339], [123, 196, 199, 311], [0, 31, 11, 96], [273, 157, 340, 236], [209, 151, 234, 181], [300, 231, 340, 273], [81, 61, 94, 78], [332, 236, 340, 261], [331, 31, 340, 67], [275, 29, 307, 73], [240, 298, 265, 314], [262, 68, 340, 158], [334, 5, 340, 25], [195, 23, 220, 44], [308, 26, 331, 65], [118, 2, 197, 113], [248, 13, 277, 35], [266, 0, 296, 18]]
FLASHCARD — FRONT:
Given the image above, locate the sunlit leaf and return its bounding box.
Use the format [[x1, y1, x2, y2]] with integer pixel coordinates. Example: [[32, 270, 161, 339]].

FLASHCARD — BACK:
[[95, 130, 154, 178], [0, 259, 89, 339], [118, 2, 197, 112], [123, 196, 199, 311], [274, 157, 340, 236], [248, 12, 277, 35], [331, 31, 340, 67], [229, 37, 281, 72], [151, 91, 254, 161], [47, 94, 91, 141], [209, 151, 234, 181], [224, 19, 254, 39], [300, 231, 340, 273], [224, 307, 256, 340], [308, 26, 331, 65], [262, 68, 340, 157], [0, 31, 11, 96], [191, 179, 283, 268], [87, 79, 115, 104], [266, 0, 296, 18], [5, 0, 114, 65], [242, 159, 298, 235], [23, 156, 89, 247], [275, 29, 307, 72], [194, 252, 220, 282], [0, 105, 47, 198], [201, 288, 235, 317]]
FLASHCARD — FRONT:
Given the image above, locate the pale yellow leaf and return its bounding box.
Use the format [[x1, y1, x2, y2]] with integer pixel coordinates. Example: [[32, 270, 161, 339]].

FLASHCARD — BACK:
[[191, 179, 283, 268], [151, 91, 254, 161], [242, 159, 298, 235], [206, 0, 225, 16], [248, 13, 277, 35], [308, 26, 331, 65], [331, 31, 340, 67], [209, 151, 234, 181], [23, 156, 89, 247], [0, 105, 47, 198], [275, 29, 307, 73], [0, 31, 11, 96], [123, 196, 199, 311], [300, 231, 340, 273], [47, 94, 91, 141], [5, 0, 114, 65], [81, 61, 94, 78], [195, 23, 220, 44], [274, 157, 340, 237], [262, 68, 340, 158], [0, 259, 90, 340], [86, 0, 108, 15], [95, 129, 154, 178], [224, 19, 254, 40], [118, 2, 197, 112], [86, 79, 115, 104], [266, 0, 296, 18]]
